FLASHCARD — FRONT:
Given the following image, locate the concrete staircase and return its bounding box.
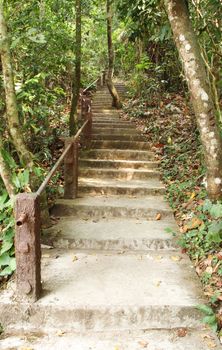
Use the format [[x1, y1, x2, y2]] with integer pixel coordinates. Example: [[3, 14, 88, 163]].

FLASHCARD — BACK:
[[0, 82, 221, 349]]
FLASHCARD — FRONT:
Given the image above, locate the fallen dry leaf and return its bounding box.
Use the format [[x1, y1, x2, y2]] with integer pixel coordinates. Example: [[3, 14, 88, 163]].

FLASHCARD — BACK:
[[171, 255, 182, 262], [201, 333, 217, 348], [190, 192, 196, 199], [72, 255, 78, 262], [56, 330, 66, 337], [155, 255, 163, 261], [201, 334, 213, 340], [206, 340, 217, 348], [42, 254, 50, 258], [177, 328, 187, 337], [205, 266, 213, 274], [196, 265, 202, 276], [155, 213, 161, 221], [189, 217, 203, 229], [204, 255, 213, 267], [155, 280, 162, 287], [138, 340, 149, 348], [217, 252, 222, 260], [183, 217, 203, 232]]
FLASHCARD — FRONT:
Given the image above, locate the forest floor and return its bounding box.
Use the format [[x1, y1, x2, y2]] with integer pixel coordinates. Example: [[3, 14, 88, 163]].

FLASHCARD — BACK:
[[120, 88, 222, 340]]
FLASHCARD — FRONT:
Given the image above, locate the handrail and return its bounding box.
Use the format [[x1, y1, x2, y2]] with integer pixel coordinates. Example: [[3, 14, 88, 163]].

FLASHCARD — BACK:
[[83, 69, 107, 93], [15, 70, 104, 301], [83, 78, 100, 93], [36, 120, 89, 197]]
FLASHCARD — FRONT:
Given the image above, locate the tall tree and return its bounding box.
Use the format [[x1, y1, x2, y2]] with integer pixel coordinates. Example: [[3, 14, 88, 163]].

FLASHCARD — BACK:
[[0, 0, 49, 223], [69, 0, 82, 136], [165, 0, 222, 200], [0, 0, 33, 169], [106, 0, 121, 109]]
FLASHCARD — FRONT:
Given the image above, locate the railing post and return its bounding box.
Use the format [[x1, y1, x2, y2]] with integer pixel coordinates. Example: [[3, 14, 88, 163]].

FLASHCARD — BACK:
[[96, 79, 100, 89], [64, 138, 79, 199], [15, 193, 41, 301], [100, 73, 103, 86], [102, 70, 107, 85], [82, 96, 92, 148]]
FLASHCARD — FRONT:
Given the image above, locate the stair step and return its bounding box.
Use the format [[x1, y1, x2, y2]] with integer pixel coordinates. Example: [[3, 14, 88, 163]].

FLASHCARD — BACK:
[[51, 196, 173, 220], [44, 218, 177, 250], [93, 119, 122, 124], [92, 100, 113, 103], [93, 110, 119, 114], [93, 116, 121, 119], [92, 134, 145, 141], [93, 105, 113, 109], [79, 159, 159, 169], [79, 177, 165, 196], [79, 168, 160, 180], [1, 83, 215, 348], [93, 120, 134, 129], [82, 149, 156, 161], [1, 329, 220, 350], [0, 250, 204, 332], [91, 140, 150, 150]]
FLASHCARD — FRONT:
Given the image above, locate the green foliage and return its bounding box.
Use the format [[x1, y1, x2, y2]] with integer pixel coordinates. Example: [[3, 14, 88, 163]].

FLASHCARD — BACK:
[[0, 323, 3, 335], [179, 200, 222, 261], [197, 304, 218, 332], [0, 191, 15, 277], [0, 157, 32, 277]]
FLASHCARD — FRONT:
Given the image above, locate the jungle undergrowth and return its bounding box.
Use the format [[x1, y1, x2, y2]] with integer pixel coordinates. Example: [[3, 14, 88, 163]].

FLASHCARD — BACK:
[[122, 87, 222, 338]]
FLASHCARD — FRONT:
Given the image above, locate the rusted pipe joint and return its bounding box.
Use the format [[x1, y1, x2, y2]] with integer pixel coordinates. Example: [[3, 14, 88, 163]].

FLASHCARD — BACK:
[[16, 213, 28, 227]]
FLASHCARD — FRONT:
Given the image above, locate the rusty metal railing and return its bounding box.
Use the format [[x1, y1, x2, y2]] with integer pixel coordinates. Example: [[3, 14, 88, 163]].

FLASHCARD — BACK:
[[14, 72, 106, 301]]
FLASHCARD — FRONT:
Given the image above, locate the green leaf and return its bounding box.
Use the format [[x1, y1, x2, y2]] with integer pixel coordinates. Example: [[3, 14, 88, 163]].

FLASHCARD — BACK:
[[0, 252, 11, 268], [0, 240, 13, 255], [1, 149, 17, 169], [202, 199, 213, 213], [12, 173, 21, 189], [202, 315, 218, 331], [11, 36, 21, 49], [206, 231, 222, 243], [27, 28, 46, 44], [208, 221, 222, 234], [210, 203, 222, 219], [23, 169, 29, 186], [0, 266, 13, 276], [165, 227, 173, 233], [196, 304, 214, 315], [9, 258, 16, 271], [0, 191, 8, 206], [18, 169, 30, 188]]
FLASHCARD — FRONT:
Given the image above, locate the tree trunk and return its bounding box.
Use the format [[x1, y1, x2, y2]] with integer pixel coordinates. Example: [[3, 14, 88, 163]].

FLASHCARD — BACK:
[[165, 0, 222, 200], [0, 138, 15, 200], [0, 1, 50, 222], [106, 0, 122, 109], [69, 0, 82, 136], [0, 1, 33, 169]]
